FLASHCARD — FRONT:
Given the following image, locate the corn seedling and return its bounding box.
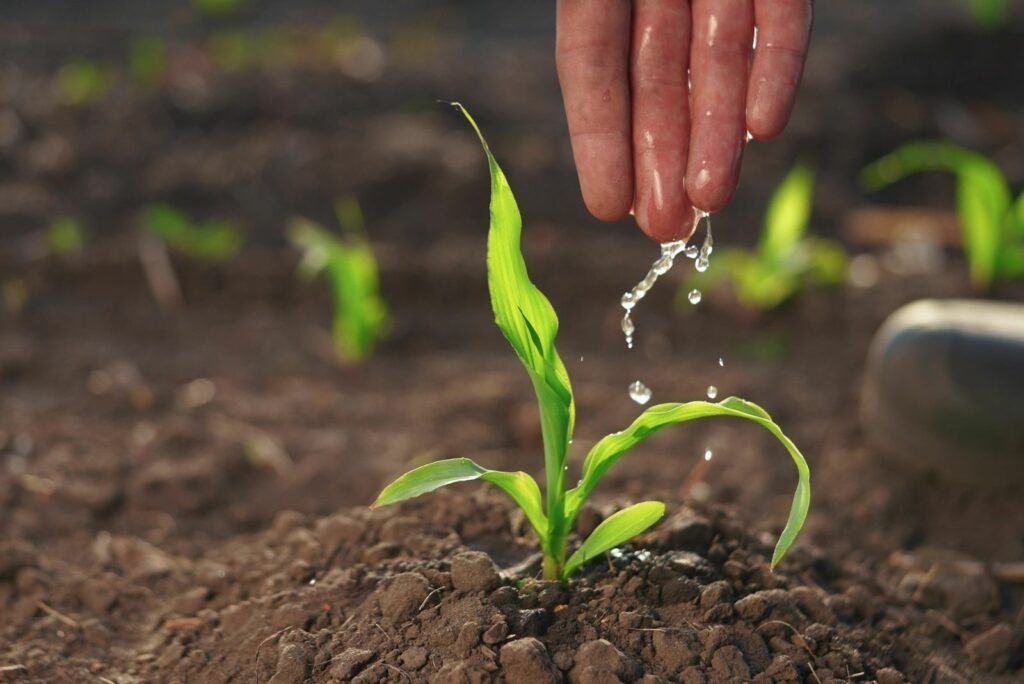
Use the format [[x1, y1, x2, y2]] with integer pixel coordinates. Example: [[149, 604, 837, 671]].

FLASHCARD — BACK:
[[191, 0, 246, 16], [683, 164, 846, 311], [372, 106, 811, 581], [54, 60, 113, 106], [965, 0, 1009, 29], [288, 198, 388, 363], [141, 204, 243, 263], [129, 37, 168, 89], [46, 217, 87, 257], [862, 141, 1024, 287]]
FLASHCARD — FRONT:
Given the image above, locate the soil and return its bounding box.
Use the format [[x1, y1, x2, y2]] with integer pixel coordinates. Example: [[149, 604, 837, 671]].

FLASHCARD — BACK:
[[3, 2, 1024, 683]]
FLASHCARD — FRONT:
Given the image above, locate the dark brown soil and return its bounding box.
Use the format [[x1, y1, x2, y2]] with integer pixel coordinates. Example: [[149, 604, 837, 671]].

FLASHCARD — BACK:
[[3, 2, 1024, 682]]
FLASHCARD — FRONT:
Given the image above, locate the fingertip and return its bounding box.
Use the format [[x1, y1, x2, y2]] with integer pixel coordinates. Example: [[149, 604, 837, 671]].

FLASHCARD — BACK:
[[746, 87, 790, 140], [580, 177, 634, 222], [635, 192, 695, 243], [686, 170, 737, 213]]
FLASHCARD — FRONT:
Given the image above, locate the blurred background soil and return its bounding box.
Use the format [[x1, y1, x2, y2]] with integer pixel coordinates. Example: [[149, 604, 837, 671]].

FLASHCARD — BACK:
[[1, 1, 1023, 681]]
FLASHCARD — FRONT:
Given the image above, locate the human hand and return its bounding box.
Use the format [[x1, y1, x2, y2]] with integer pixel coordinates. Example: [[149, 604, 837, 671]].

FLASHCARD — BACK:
[[556, 0, 812, 242]]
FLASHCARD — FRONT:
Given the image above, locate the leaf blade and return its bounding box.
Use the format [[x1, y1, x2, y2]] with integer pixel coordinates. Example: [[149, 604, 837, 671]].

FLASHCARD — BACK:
[[455, 103, 575, 531], [566, 397, 810, 568], [372, 458, 548, 543], [562, 501, 665, 578]]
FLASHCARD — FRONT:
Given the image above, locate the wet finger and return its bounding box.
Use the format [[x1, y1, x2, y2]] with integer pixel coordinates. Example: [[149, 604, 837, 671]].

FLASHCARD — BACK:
[[687, 0, 755, 212], [747, 0, 812, 139], [556, 0, 634, 221], [631, 0, 695, 242]]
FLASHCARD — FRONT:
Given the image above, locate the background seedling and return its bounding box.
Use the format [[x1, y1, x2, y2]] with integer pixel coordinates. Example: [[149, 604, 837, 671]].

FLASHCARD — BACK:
[[373, 106, 811, 581], [965, 0, 1009, 29], [684, 164, 847, 311], [45, 217, 87, 258], [288, 197, 388, 363], [862, 141, 1024, 288], [54, 59, 113, 106], [141, 204, 243, 263]]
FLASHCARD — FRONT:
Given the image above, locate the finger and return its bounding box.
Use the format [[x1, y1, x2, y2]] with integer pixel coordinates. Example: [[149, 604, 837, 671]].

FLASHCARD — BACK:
[[631, 0, 695, 242], [687, 0, 755, 212], [747, 0, 812, 139], [556, 0, 633, 221]]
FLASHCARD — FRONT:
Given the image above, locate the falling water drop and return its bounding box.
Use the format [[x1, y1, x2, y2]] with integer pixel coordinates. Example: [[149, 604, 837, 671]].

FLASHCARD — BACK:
[[706, 385, 718, 400], [628, 380, 652, 405], [718, 357, 724, 367], [688, 289, 702, 305], [704, 448, 713, 461]]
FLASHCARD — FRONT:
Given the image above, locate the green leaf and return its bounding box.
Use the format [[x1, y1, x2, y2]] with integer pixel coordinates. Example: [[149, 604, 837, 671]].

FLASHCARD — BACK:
[[372, 458, 548, 542], [966, 0, 1008, 29], [455, 103, 575, 532], [759, 163, 814, 262], [562, 501, 665, 578], [142, 204, 243, 263], [566, 397, 810, 568], [288, 215, 387, 362]]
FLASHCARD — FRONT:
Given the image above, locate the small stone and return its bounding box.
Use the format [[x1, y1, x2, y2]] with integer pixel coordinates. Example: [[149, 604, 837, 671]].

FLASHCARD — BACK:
[[699, 581, 733, 612], [268, 643, 310, 684], [570, 639, 640, 683], [500, 637, 559, 684], [862, 299, 1024, 484], [455, 621, 481, 655], [329, 648, 374, 681], [652, 631, 697, 672], [664, 515, 713, 550], [379, 572, 430, 625], [875, 667, 906, 684], [964, 623, 1014, 672], [400, 646, 428, 671], [450, 551, 500, 593], [710, 645, 750, 680], [483, 621, 510, 645], [314, 514, 363, 554]]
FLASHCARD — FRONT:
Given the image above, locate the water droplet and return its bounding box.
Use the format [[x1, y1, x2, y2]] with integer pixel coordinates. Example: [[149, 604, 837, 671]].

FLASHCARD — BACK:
[[609, 548, 625, 559], [688, 289, 702, 305], [651, 255, 673, 275], [704, 448, 713, 461], [685, 245, 699, 259], [618, 215, 707, 348], [580, 356, 584, 362], [628, 380, 652, 405], [695, 256, 709, 273], [718, 357, 724, 367], [706, 385, 718, 400]]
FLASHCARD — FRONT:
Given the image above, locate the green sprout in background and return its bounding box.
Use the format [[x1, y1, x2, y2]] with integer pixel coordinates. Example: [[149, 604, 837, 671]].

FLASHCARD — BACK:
[[288, 197, 388, 363], [862, 141, 1024, 288], [54, 60, 113, 106], [46, 217, 88, 257], [372, 106, 811, 581], [965, 0, 1009, 29], [129, 37, 168, 89], [141, 204, 244, 263], [191, 0, 247, 17], [684, 164, 847, 311]]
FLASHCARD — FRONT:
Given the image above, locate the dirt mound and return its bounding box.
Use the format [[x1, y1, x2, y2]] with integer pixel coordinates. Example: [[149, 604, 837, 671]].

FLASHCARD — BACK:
[[3, 489, 1020, 683]]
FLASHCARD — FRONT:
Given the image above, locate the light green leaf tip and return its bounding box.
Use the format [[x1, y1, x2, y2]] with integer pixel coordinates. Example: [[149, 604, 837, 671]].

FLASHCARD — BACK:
[[562, 501, 665, 578], [450, 102, 575, 525]]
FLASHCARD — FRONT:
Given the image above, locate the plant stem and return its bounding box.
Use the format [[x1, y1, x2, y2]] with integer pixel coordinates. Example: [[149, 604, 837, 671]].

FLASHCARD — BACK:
[[542, 534, 566, 581]]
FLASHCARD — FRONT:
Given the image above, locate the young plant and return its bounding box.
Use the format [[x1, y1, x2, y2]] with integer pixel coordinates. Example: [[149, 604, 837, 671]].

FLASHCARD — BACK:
[[288, 198, 388, 363], [372, 106, 811, 581], [141, 204, 244, 263], [964, 0, 1008, 29], [683, 164, 847, 311], [46, 217, 88, 257], [54, 60, 113, 106], [862, 141, 1024, 287]]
